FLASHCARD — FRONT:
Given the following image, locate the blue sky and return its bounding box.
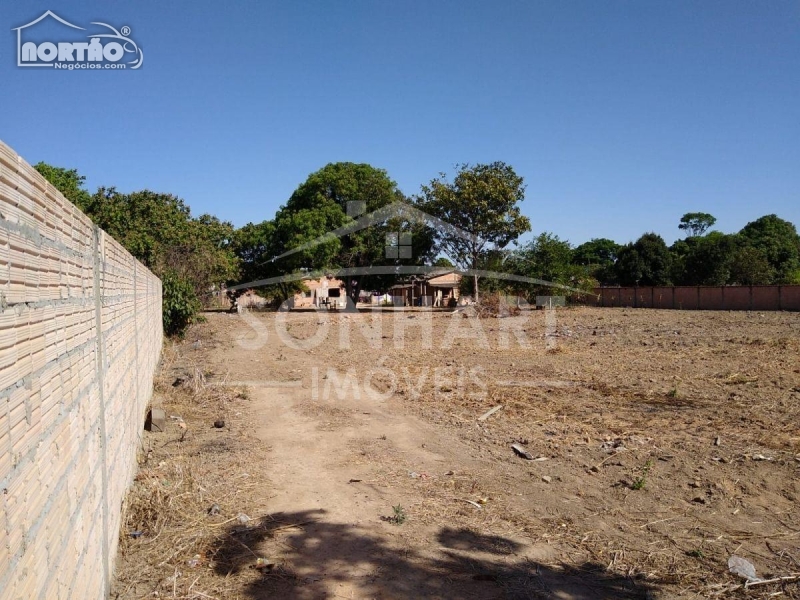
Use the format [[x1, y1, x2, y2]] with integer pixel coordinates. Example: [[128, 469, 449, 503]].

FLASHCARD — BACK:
[[1, 1, 797, 246]]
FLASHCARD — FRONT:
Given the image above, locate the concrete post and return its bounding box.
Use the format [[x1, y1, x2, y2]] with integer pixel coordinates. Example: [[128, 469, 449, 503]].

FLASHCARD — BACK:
[[92, 225, 112, 596]]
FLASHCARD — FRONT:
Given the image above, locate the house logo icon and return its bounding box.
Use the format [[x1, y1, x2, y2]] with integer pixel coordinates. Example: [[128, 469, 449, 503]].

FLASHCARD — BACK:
[[226, 199, 586, 308], [12, 10, 143, 70]]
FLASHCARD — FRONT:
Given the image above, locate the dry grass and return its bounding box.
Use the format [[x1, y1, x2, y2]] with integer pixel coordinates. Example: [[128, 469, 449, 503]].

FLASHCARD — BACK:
[[113, 309, 800, 600], [471, 293, 522, 318], [111, 344, 271, 600]]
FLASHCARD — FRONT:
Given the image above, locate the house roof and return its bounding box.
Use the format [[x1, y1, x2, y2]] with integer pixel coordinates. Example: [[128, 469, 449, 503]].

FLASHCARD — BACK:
[[301, 275, 344, 290], [389, 272, 461, 290], [427, 272, 461, 287]]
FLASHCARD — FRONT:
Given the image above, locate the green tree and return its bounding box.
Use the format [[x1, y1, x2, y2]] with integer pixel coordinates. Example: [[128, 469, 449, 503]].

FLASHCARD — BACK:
[[233, 220, 276, 283], [516, 233, 573, 282], [164, 214, 239, 300], [433, 257, 454, 268], [510, 233, 593, 298], [729, 246, 774, 285], [668, 238, 691, 284], [615, 233, 672, 286], [738, 214, 800, 283], [37, 164, 239, 335], [272, 162, 435, 300], [33, 163, 91, 212], [81, 188, 239, 299], [417, 162, 530, 303], [462, 249, 517, 296], [678, 212, 717, 237], [161, 270, 201, 336], [572, 238, 620, 283], [679, 232, 738, 285]]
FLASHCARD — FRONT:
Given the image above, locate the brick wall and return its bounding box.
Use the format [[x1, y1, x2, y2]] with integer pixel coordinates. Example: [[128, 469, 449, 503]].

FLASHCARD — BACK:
[[0, 140, 162, 600], [595, 285, 800, 311]]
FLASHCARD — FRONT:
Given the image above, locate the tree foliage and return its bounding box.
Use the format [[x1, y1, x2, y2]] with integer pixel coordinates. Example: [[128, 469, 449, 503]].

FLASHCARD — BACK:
[[572, 238, 621, 283], [738, 214, 800, 283], [729, 246, 774, 285], [508, 233, 594, 298], [162, 270, 201, 336], [81, 187, 239, 299], [34, 158, 800, 319], [417, 162, 530, 302], [433, 256, 454, 268], [615, 233, 672, 286], [515, 233, 573, 283], [33, 163, 91, 212], [232, 220, 276, 284], [36, 163, 239, 335], [267, 162, 435, 300], [678, 232, 738, 285], [678, 212, 717, 237]]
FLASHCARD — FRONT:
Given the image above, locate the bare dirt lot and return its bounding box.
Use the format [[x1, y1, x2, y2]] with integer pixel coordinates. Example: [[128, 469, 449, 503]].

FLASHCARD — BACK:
[[113, 307, 800, 600]]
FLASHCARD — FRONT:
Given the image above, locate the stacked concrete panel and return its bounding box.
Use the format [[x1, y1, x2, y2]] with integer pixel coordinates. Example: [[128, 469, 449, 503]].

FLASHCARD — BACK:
[[0, 140, 162, 600], [594, 285, 800, 311]]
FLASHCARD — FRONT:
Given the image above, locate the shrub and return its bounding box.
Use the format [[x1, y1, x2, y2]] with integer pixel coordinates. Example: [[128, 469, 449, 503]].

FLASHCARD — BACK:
[[162, 270, 201, 337]]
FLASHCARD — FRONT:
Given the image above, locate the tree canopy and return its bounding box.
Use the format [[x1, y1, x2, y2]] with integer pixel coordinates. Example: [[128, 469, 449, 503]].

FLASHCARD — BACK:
[[36, 163, 239, 335], [678, 212, 717, 237], [34, 157, 800, 330], [615, 233, 672, 286], [572, 238, 621, 283], [255, 162, 436, 301], [33, 163, 91, 212], [417, 162, 530, 302], [738, 214, 800, 283]]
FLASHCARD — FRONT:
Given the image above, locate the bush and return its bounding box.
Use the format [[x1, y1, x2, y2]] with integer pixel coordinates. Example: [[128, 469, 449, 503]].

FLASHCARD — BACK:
[[162, 270, 201, 337], [474, 293, 521, 318]]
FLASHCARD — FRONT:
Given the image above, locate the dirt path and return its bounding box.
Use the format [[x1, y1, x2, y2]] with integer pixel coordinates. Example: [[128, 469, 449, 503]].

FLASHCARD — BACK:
[[115, 308, 800, 599], [198, 311, 658, 599], [220, 371, 542, 598], [247, 383, 496, 598]]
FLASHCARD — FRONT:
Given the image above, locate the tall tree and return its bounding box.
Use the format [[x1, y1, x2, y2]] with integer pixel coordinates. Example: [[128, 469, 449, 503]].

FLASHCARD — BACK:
[[679, 212, 717, 237], [679, 232, 738, 285], [271, 162, 435, 300], [615, 233, 672, 286], [433, 257, 454, 268], [417, 162, 530, 303], [729, 246, 774, 285], [33, 163, 91, 212], [738, 214, 800, 283], [36, 163, 239, 334], [510, 233, 592, 298], [572, 238, 620, 283], [516, 233, 573, 282], [232, 220, 276, 283]]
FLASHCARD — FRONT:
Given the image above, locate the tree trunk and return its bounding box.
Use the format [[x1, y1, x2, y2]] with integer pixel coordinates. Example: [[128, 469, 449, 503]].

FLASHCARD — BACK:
[[471, 248, 480, 304]]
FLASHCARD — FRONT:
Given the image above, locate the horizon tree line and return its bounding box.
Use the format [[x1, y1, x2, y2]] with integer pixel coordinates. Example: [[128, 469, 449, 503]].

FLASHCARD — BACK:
[[35, 161, 800, 335]]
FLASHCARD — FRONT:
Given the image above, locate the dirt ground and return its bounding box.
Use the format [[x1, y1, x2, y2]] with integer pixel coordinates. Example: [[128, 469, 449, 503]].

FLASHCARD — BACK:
[[112, 306, 800, 600]]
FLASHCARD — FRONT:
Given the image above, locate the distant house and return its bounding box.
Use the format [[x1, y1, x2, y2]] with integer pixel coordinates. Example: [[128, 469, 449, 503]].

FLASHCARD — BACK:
[[290, 275, 347, 309], [389, 272, 461, 307], [238, 289, 268, 309]]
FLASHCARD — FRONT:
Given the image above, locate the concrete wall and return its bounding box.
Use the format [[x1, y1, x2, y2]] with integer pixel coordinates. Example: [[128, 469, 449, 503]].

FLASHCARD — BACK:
[[595, 285, 800, 311], [0, 141, 162, 600]]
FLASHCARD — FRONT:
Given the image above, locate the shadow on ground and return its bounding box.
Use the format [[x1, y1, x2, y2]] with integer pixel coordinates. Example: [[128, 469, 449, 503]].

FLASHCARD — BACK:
[[211, 510, 662, 599]]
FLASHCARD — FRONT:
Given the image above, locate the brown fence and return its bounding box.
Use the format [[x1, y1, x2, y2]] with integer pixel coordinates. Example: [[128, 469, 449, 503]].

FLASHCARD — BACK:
[[0, 140, 163, 599], [593, 286, 800, 311]]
